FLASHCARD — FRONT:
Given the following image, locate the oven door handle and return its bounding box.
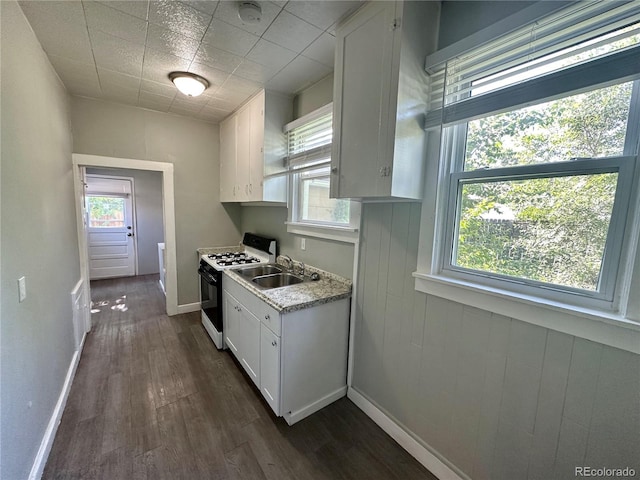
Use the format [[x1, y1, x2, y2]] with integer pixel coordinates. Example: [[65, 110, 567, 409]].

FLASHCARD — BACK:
[[198, 268, 217, 285]]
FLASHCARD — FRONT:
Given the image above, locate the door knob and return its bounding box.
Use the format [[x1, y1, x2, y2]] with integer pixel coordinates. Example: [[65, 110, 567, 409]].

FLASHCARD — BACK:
[[127, 233, 133, 237]]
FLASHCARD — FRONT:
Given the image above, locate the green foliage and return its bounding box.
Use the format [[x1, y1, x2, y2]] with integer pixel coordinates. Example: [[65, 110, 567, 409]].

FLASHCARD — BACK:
[[455, 82, 631, 291]]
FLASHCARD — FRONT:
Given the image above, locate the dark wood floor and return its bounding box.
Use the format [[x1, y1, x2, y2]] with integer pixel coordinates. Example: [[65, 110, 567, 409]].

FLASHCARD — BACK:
[[43, 274, 435, 480]]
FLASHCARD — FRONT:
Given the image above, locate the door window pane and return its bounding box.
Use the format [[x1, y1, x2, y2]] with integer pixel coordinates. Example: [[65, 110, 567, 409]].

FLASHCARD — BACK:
[[87, 196, 125, 228]]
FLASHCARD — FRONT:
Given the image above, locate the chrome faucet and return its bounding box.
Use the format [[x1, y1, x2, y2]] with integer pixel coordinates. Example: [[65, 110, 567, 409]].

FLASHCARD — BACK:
[[281, 255, 293, 271], [296, 261, 305, 277]]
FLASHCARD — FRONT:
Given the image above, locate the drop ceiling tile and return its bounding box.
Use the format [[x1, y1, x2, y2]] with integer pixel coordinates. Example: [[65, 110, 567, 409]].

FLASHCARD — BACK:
[[301, 32, 334, 68], [202, 18, 260, 57], [204, 95, 240, 112], [221, 75, 262, 95], [97, 68, 141, 90], [245, 38, 296, 71], [188, 62, 230, 88], [198, 110, 227, 123], [65, 80, 104, 98], [142, 47, 191, 85], [214, 87, 253, 107], [48, 54, 100, 86], [138, 99, 171, 113], [213, 0, 282, 36], [194, 44, 243, 74], [170, 104, 203, 116], [140, 79, 177, 97], [146, 23, 201, 60], [172, 95, 210, 109], [148, 0, 212, 41], [266, 55, 331, 94], [90, 30, 145, 76], [19, 1, 94, 63], [97, 1, 149, 20], [262, 10, 322, 54], [100, 84, 140, 102], [180, 0, 219, 16], [284, 1, 361, 31], [139, 90, 175, 105], [84, 1, 148, 45], [233, 59, 279, 83]]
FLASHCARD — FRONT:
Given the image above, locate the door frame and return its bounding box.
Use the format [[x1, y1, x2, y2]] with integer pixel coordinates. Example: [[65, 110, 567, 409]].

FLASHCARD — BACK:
[[85, 174, 139, 278], [73, 154, 178, 330]]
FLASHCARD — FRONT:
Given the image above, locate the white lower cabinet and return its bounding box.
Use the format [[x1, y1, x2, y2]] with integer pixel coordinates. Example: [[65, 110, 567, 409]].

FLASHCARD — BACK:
[[260, 324, 281, 415], [223, 275, 350, 425]]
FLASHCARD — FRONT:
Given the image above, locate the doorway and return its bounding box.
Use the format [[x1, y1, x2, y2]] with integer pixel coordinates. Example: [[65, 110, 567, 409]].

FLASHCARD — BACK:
[[72, 153, 178, 334], [85, 175, 137, 279]]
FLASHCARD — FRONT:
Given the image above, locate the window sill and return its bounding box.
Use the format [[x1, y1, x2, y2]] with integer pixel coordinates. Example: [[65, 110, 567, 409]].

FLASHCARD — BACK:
[[413, 272, 640, 354], [286, 221, 359, 244]]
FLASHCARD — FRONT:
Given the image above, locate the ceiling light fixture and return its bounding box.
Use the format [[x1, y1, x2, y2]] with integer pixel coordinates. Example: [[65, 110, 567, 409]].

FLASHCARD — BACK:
[[238, 1, 262, 24], [169, 71, 209, 97]]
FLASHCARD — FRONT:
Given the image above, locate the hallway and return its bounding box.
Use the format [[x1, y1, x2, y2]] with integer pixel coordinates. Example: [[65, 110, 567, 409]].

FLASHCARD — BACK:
[[43, 275, 434, 479]]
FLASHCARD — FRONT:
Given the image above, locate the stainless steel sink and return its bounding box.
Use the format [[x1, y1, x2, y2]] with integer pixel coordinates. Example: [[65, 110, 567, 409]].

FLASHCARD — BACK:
[[251, 273, 305, 289], [236, 264, 283, 279]]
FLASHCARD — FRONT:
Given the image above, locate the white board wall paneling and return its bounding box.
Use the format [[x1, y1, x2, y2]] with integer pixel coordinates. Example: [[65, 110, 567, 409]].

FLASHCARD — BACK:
[[351, 202, 640, 479]]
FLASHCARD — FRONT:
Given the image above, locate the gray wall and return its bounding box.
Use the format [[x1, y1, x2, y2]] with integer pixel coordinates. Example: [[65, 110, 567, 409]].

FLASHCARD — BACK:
[[87, 168, 164, 275], [71, 97, 242, 305], [1, 2, 81, 478], [438, 1, 537, 48], [241, 74, 355, 279], [352, 203, 640, 480]]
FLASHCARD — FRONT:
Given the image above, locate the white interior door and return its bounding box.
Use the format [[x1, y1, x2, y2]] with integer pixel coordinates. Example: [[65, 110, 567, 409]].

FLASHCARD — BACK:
[[86, 176, 136, 279]]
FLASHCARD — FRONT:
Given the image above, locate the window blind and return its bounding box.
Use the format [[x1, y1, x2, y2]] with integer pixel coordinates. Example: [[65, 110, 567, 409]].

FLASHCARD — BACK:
[[284, 104, 333, 174], [425, 0, 640, 130]]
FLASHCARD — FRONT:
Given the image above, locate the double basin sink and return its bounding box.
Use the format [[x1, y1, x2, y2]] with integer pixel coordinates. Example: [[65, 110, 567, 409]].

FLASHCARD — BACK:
[[235, 264, 306, 290]]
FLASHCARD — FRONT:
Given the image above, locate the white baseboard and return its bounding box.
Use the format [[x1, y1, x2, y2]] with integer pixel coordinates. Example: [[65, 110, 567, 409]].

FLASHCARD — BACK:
[[176, 302, 200, 314], [347, 387, 465, 480], [284, 386, 347, 425], [29, 333, 86, 480]]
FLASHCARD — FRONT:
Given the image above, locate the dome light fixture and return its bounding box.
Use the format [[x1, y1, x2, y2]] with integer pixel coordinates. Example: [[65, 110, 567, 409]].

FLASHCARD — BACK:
[[238, 1, 261, 24], [169, 71, 209, 97]]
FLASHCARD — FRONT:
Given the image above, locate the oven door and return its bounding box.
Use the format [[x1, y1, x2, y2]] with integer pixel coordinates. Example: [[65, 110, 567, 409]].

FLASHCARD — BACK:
[[198, 264, 222, 333]]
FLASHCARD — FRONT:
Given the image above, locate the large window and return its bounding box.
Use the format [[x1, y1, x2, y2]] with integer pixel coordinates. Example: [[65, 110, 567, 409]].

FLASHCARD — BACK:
[[427, 2, 640, 310], [284, 104, 359, 241]]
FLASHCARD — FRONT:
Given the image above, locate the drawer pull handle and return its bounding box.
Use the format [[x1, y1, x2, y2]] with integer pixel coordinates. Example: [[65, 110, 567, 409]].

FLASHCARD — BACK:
[[265, 314, 270, 320], [272, 340, 277, 347]]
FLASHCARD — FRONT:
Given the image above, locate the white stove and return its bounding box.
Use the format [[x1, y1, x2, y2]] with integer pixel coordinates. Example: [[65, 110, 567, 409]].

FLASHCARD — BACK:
[[198, 233, 276, 349]]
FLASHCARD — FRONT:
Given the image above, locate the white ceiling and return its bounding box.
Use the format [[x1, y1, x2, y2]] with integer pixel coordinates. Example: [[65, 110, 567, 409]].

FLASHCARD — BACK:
[[19, 0, 363, 123]]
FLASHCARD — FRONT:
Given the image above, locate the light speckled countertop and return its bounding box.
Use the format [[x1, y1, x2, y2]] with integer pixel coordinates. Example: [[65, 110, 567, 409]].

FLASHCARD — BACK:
[[223, 257, 352, 314]]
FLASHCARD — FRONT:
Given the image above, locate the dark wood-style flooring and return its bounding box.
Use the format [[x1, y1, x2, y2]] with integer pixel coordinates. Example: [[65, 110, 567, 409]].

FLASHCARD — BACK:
[[43, 274, 436, 479]]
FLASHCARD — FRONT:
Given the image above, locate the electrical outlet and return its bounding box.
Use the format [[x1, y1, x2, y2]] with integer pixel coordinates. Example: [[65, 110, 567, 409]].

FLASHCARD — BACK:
[[18, 276, 26, 303], [301, 238, 306, 250]]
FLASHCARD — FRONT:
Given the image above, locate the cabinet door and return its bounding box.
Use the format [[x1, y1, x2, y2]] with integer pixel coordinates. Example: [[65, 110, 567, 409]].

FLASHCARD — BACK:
[[332, 1, 396, 198], [223, 291, 241, 356], [238, 303, 261, 388], [236, 106, 251, 202], [249, 91, 265, 201], [220, 115, 237, 202], [260, 324, 281, 415]]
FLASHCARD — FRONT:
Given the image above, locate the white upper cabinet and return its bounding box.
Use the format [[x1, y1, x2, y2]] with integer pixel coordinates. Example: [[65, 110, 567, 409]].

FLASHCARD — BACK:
[[331, 1, 439, 200], [219, 90, 292, 203]]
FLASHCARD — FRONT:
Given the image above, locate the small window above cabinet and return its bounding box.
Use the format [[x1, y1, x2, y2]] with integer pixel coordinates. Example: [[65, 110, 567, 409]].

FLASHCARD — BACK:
[[331, 1, 439, 201], [219, 90, 292, 203]]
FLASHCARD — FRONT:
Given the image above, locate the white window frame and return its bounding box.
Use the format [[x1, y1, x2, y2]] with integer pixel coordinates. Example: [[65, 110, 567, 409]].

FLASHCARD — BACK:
[[415, 7, 640, 354], [284, 104, 360, 244]]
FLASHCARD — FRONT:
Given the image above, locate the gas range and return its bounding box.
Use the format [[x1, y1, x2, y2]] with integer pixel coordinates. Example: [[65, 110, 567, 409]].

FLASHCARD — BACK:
[[202, 233, 277, 271], [204, 251, 262, 269]]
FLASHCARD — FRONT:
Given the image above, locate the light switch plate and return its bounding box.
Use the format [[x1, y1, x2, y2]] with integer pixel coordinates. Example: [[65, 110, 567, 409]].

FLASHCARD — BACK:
[[18, 276, 26, 302], [301, 238, 306, 250]]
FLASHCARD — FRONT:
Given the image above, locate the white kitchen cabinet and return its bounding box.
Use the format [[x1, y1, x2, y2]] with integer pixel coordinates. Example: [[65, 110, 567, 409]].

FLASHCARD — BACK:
[[222, 275, 350, 425], [219, 115, 237, 202], [219, 89, 291, 203], [260, 323, 281, 415], [331, 0, 439, 200]]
